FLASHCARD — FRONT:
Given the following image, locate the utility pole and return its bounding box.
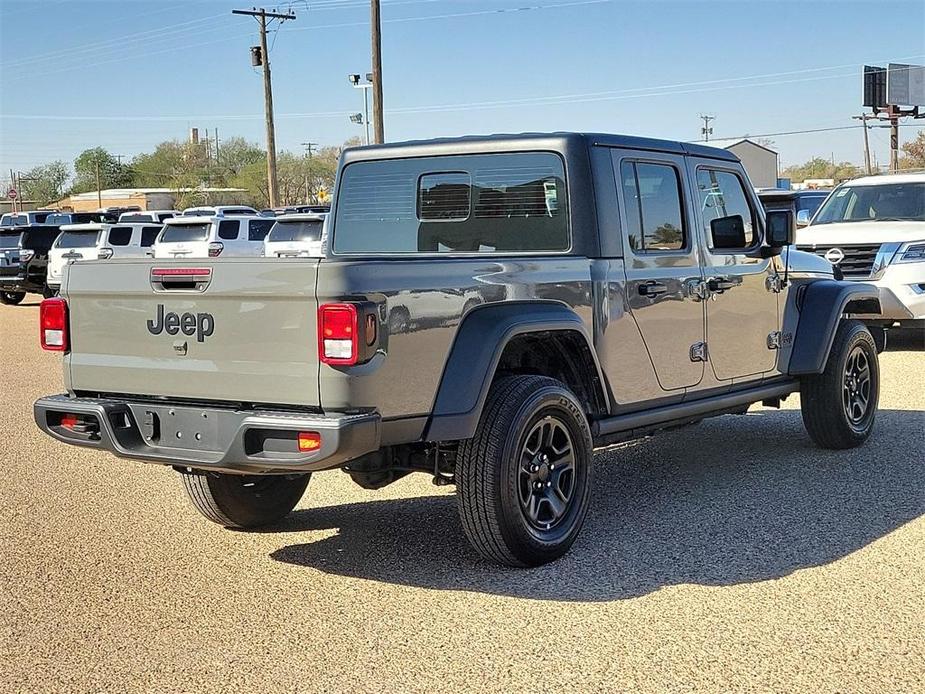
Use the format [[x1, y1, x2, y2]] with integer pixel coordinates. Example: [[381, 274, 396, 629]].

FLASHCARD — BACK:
[[95, 160, 102, 208], [301, 141, 318, 202], [232, 6, 296, 207], [852, 114, 873, 175], [699, 114, 715, 142], [887, 105, 901, 173], [371, 0, 384, 143]]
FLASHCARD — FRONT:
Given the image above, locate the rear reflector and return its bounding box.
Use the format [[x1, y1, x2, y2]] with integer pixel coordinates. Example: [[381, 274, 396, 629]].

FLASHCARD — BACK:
[[318, 303, 358, 365], [298, 432, 321, 451], [40, 297, 68, 351]]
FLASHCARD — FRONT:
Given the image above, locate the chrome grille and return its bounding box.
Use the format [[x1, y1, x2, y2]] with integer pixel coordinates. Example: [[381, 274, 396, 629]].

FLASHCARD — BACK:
[[797, 243, 882, 278]]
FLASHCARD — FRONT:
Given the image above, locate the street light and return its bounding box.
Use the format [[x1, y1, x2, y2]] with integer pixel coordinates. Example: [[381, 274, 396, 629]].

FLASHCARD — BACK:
[[348, 72, 372, 145]]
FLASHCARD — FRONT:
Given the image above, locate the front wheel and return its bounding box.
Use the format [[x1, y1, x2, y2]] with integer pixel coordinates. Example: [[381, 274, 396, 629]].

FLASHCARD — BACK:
[[456, 375, 593, 567], [180, 472, 311, 528], [0, 291, 25, 305], [800, 319, 879, 449]]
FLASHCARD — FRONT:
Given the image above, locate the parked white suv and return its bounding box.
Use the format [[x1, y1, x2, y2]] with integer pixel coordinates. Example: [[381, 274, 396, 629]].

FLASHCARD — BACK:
[[47, 222, 163, 290], [797, 173, 925, 337], [263, 213, 326, 258], [118, 210, 179, 223], [154, 215, 274, 258]]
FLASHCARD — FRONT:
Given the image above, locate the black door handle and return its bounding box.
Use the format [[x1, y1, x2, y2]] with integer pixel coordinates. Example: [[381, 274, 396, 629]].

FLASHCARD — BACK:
[[638, 281, 668, 297], [708, 276, 737, 292]]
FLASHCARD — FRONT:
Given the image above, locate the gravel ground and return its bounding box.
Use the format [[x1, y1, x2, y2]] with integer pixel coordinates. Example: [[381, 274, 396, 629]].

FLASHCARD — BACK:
[[1, 302, 923, 693]]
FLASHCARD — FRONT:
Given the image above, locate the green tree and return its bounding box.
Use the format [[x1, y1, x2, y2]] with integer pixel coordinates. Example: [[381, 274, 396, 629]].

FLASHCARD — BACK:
[[19, 161, 70, 205], [899, 130, 925, 170], [781, 157, 859, 184], [72, 147, 133, 193]]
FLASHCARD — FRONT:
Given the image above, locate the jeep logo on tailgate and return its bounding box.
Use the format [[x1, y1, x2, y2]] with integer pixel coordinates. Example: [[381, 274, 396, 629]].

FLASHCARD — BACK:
[[147, 304, 214, 342]]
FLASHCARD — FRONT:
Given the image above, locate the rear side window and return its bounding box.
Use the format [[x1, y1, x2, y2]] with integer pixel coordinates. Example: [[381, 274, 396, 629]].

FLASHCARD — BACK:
[[107, 226, 132, 246], [248, 219, 274, 241], [157, 213, 175, 222], [33, 212, 51, 223], [334, 152, 569, 254], [140, 226, 162, 247], [620, 161, 686, 252], [218, 220, 240, 240], [696, 169, 756, 249]]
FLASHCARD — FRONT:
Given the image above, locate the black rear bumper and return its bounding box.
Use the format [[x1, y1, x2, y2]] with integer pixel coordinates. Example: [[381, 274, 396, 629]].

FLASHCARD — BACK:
[[34, 394, 381, 475]]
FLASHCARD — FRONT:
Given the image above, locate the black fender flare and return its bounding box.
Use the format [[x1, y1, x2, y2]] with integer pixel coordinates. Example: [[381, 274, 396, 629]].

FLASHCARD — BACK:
[[424, 301, 608, 442], [788, 280, 881, 375]]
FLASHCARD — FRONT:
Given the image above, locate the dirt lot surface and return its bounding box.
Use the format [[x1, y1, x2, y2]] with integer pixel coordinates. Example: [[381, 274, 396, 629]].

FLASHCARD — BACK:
[[2, 302, 923, 693]]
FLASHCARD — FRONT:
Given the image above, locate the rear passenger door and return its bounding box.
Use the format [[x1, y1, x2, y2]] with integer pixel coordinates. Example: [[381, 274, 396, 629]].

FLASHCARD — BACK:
[[687, 159, 779, 382], [613, 150, 705, 391]]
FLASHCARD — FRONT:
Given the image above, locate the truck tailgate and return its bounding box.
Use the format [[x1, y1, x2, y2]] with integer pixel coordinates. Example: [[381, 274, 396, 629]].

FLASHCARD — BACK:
[[64, 259, 320, 407]]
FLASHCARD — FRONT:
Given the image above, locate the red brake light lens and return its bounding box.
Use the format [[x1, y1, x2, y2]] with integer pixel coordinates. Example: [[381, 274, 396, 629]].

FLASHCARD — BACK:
[[40, 297, 68, 352], [318, 303, 358, 365], [297, 431, 322, 452]]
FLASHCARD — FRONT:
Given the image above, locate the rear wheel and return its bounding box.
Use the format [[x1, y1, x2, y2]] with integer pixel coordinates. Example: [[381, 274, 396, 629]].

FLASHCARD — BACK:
[[456, 375, 593, 567], [801, 319, 879, 449], [0, 291, 25, 305], [180, 471, 311, 528]]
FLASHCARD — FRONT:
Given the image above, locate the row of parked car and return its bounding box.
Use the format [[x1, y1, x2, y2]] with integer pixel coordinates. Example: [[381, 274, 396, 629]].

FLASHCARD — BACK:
[[0, 205, 328, 303]]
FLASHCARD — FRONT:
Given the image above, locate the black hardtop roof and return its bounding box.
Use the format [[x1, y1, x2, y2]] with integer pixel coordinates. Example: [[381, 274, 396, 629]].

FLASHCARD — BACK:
[[341, 131, 739, 163], [757, 188, 831, 201]]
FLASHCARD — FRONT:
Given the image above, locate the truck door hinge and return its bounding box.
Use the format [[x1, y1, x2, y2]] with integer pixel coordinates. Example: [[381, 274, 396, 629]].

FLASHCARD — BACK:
[[690, 342, 708, 362], [766, 275, 784, 293], [687, 278, 709, 302], [767, 331, 782, 350]]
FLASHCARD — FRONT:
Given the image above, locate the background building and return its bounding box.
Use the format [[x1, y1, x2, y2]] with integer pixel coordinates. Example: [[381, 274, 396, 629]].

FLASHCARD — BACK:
[[705, 138, 780, 188], [51, 187, 249, 212]]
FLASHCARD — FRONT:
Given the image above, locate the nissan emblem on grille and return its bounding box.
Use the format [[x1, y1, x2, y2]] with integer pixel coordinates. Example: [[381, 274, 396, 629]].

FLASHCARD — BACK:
[[824, 248, 845, 265]]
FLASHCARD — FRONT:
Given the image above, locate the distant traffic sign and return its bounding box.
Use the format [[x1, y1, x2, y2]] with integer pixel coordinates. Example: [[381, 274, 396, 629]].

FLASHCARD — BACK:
[[7, 188, 17, 200]]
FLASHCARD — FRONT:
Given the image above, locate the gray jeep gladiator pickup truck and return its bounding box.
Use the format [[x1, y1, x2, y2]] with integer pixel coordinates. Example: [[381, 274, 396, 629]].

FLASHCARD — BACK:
[[34, 133, 882, 567]]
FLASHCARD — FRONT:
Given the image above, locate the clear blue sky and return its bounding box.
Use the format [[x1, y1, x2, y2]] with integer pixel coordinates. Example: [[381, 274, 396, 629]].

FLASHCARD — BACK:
[[1, 0, 923, 175]]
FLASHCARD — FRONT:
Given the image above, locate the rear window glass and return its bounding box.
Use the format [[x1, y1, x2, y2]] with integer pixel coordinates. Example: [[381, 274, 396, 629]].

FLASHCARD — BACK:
[[0, 232, 23, 248], [119, 214, 151, 223], [268, 219, 324, 242], [160, 223, 209, 243], [140, 226, 162, 247], [1, 215, 26, 226], [56, 230, 100, 248], [333, 152, 569, 254], [107, 226, 133, 246]]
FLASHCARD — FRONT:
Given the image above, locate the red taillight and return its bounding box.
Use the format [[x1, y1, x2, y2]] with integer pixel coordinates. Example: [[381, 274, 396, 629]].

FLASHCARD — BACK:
[[151, 267, 211, 277], [318, 303, 358, 365], [40, 297, 68, 352], [60, 414, 80, 429], [297, 431, 322, 452]]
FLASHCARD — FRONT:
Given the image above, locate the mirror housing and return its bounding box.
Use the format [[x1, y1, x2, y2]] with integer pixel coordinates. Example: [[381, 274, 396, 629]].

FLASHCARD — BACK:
[[710, 214, 747, 249], [796, 209, 811, 227]]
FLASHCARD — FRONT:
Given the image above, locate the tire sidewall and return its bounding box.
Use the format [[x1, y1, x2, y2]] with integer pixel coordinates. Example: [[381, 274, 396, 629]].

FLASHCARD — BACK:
[[832, 323, 879, 438], [495, 384, 593, 559]]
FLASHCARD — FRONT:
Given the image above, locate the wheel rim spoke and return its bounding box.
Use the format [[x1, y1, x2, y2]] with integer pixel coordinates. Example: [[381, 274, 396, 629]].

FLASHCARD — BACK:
[[517, 415, 576, 531]]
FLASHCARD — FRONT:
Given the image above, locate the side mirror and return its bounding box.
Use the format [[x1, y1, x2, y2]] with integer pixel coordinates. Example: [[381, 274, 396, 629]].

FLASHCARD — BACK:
[[795, 209, 811, 227], [710, 214, 747, 249], [766, 210, 794, 248]]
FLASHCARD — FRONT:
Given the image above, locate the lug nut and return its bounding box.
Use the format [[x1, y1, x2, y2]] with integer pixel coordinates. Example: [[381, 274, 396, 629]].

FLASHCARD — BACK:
[[546, 481, 552, 488]]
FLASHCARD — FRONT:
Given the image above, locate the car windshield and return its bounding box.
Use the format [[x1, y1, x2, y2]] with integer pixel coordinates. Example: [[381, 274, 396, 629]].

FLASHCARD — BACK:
[[812, 182, 925, 224], [268, 220, 323, 242], [56, 230, 100, 248], [160, 223, 209, 243], [0, 231, 23, 248]]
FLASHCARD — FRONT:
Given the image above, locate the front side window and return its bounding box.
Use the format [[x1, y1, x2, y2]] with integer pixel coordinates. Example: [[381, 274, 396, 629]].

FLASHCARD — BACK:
[[140, 226, 162, 247], [620, 161, 686, 252], [697, 169, 756, 250], [218, 220, 240, 240], [106, 226, 132, 246], [334, 151, 569, 254], [248, 219, 274, 241]]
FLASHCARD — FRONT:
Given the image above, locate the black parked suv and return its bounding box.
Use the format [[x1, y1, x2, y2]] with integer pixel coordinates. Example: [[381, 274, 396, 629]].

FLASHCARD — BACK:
[[0, 224, 61, 303]]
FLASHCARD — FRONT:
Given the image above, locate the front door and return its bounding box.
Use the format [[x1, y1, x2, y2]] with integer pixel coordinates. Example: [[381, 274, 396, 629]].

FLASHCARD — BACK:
[[612, 150, 705, 391], [688, 159, 780, 382]]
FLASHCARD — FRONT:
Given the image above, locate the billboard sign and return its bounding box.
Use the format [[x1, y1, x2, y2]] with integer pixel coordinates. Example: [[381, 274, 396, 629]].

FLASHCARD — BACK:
[[886, 63, 925, 107]]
